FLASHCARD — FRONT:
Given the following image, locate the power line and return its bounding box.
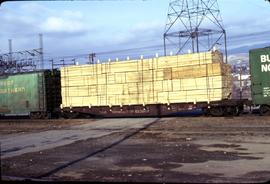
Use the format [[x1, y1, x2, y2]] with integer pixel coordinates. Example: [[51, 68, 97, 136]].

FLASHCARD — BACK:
[[44, 29, 270, 62]]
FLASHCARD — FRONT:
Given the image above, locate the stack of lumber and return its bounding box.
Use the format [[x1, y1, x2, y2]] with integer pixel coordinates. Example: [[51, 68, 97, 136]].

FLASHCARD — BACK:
[[61, 50, 232, 107]]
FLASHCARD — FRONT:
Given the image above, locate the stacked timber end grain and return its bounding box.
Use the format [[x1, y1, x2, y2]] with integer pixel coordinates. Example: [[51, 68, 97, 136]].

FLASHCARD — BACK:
[[60, 50, 232, 108]]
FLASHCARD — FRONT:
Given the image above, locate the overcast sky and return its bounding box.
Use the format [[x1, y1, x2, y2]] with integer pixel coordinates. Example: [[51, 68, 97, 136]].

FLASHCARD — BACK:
[[0, 0, 270, 62]]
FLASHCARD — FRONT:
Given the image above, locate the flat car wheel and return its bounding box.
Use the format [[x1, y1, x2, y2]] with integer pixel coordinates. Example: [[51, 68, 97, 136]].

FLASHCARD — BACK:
[[260, 105, 270, 116], [231, 106, 240, 116], [62, 112, 79, 119], [209, 107, 224, 117], [30, 112, 44, 119]]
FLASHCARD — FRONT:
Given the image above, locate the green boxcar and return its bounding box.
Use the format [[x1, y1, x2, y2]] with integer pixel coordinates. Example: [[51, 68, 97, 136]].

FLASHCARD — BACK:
[[249, 47, 270, 113], [0, 70, 61, 117]]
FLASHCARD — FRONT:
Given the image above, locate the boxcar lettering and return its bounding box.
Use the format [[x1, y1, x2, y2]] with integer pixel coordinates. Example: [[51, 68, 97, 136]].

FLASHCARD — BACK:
[[0, 87, 25, 94], [261, 55, 270, 63], [261, 64, 270, 72], [0, 80, 14, 86], [0, 89, 7, 94]]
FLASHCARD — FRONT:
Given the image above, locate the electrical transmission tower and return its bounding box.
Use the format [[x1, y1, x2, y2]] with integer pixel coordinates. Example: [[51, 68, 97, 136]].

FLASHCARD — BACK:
[[0, 34, 44, 75], [163, 0, 227, 63]]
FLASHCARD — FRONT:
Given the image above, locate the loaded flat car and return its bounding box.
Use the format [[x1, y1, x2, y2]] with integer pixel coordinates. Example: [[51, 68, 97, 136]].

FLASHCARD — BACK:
[[60, 50, 247, 118], [0, 70, 61, 119]]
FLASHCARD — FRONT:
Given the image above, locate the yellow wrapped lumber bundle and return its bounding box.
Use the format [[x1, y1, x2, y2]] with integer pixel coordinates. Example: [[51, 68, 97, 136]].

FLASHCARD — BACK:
[[61, 50, 232, 107]]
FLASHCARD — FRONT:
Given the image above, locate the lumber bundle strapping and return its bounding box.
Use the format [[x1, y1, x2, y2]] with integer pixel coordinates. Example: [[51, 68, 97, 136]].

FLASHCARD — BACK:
[[61, 51, 232, 107]]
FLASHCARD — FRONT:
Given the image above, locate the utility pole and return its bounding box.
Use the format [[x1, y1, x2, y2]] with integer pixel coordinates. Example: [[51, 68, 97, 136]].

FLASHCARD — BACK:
[[8, 39, 12, 62], [39, 34, 44, 70], [240, 65, 243, 100], [89, 53, 96, 64], [8, 39, 13, 73]]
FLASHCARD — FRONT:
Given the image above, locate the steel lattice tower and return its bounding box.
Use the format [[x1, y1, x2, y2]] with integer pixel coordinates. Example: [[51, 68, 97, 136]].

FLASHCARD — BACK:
[[164, 0, 227, 63]]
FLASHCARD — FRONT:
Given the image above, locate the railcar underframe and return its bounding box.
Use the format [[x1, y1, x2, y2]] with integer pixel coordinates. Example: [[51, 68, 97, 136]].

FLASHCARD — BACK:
[[61, 99, 252, 118]]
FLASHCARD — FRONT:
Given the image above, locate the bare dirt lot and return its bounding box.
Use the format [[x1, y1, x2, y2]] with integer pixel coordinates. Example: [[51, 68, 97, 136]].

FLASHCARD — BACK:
[[1, 116, 270, 183]]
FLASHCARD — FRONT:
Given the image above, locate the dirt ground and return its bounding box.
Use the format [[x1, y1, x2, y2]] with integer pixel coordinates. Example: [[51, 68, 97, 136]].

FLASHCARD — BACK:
[[0, 119, 88, 135], [1, 116, 270, 183]]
